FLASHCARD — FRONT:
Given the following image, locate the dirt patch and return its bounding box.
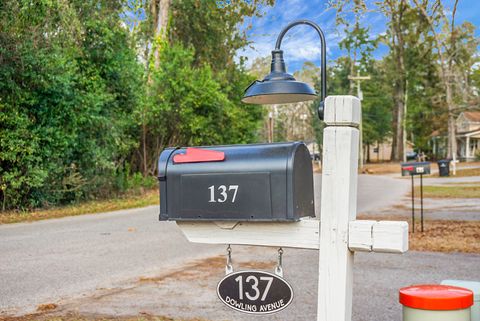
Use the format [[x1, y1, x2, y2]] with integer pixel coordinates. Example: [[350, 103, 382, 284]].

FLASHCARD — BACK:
[[444, 167, 480, 177], [408, 220, 480, 253], [35, 304, 57, 313], [359, 214, 480, 253], [458, 161, 480, 168], [361, 162, 401, 174], [138, 255, 275, 284], [138, 256, 225, 283], [0, 312, 207, 321]]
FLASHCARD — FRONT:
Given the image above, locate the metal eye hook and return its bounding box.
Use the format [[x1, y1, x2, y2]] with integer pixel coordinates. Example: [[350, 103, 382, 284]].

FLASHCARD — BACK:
[[225, 244, 233, 275], [275, 247, 284, 277]]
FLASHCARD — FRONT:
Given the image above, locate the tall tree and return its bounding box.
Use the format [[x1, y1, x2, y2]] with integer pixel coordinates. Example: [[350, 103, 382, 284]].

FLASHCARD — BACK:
[[151, 0, 171, 69], [361, 59, 393, 161], [413, 0, 479, 164], [130, 0, 274, 176], [380, 0, 410, 161], [333, 0, 436, 161], [412, 0, 459, 165]]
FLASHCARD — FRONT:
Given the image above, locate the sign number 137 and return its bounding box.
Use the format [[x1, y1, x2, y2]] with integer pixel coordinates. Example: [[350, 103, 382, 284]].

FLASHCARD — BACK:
[[208, 185, 238, 203]]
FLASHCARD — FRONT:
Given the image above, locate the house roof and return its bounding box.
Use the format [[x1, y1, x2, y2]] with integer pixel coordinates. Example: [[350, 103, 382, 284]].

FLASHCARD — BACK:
[[463, 111, 480, 122], [457, 128, 480, 137]]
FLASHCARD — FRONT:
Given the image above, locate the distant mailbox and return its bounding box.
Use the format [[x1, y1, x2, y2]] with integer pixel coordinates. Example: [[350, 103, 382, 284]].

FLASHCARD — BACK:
[[401, 162, 431, 176], [158, 142, 314, 221]]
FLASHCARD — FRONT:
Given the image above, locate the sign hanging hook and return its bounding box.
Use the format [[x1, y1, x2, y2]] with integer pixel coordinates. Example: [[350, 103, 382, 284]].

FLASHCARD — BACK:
[[275, 247, 284, 277], [225, 244, 233, 275]]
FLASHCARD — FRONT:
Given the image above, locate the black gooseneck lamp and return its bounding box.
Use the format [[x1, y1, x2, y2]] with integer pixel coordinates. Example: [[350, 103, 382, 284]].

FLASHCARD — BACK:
[[242, 20, 327, 120]]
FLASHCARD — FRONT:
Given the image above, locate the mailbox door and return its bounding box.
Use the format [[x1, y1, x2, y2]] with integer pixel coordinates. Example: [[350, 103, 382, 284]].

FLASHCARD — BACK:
[[290, 142, 315, 220]]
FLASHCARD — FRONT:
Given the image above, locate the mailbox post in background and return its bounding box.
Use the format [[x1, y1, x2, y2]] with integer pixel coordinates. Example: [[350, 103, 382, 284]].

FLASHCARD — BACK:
[[401, 162, 431, 232]]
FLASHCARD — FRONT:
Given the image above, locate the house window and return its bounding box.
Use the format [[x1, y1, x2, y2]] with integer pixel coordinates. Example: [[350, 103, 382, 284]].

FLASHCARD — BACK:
[[472, 139, 478, 150]]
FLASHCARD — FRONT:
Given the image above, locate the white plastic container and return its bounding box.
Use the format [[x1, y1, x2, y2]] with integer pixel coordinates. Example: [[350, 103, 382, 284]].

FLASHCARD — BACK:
[[442, 280, 480, 321], [400, 284, 474, 321]]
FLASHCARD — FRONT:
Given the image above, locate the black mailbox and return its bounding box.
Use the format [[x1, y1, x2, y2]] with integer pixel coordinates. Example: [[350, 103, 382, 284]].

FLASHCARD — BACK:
[[158, 142, 314, 221], [401, 162, 431, 176]]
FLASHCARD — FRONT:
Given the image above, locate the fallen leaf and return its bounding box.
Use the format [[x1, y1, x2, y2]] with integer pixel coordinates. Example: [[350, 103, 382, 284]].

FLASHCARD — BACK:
[[36, 303, 57, 312]]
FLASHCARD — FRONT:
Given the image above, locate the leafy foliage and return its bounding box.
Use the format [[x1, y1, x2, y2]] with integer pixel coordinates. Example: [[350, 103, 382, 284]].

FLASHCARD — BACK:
[[1, 0, 145, 210], [320, 57, 392, 153], [0, 0, 271, 210], [131, 0, 270, 175]]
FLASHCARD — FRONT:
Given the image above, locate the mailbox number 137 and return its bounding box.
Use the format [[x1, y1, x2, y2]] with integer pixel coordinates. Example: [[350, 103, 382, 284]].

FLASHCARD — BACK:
[[208, 185, 238, 203]]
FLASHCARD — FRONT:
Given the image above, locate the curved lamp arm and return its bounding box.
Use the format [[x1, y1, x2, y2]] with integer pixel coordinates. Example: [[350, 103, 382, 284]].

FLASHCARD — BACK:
[[275, 20, 327, 119]]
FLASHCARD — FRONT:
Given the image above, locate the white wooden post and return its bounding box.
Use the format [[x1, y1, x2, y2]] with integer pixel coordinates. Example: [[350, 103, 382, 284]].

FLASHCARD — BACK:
[[318, 96, 360, 321]]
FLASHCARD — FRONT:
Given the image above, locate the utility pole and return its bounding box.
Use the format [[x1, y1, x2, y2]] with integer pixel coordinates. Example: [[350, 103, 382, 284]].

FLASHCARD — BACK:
[[403, 79, 408, 163], [267, 105, 278, 143], [348, 74, 371, 168]]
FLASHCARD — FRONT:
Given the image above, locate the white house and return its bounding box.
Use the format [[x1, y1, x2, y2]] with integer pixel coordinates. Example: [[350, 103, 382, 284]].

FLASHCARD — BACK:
[[456, 111, 480, 161]]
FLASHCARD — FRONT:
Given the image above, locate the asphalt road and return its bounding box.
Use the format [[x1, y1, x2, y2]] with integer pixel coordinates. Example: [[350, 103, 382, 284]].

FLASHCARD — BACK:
[[1, 174, 410, 316]]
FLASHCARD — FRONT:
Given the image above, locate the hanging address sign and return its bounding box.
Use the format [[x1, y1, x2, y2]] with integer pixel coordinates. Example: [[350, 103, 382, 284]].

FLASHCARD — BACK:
[[217, 270, 294, 315]]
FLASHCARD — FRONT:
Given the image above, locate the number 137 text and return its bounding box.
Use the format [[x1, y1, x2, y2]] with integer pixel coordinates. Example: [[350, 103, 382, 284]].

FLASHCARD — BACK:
[[208, 185, 239, 203]]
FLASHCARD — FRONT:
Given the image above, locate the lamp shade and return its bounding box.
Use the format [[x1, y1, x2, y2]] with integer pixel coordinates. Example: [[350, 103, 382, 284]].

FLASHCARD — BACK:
[[242, 80, 317, 105], [242, 50, 317, 105]]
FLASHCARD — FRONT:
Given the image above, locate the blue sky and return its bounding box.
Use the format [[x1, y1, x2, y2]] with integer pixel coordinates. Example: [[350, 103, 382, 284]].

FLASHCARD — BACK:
[[237, 0, 480, 72]]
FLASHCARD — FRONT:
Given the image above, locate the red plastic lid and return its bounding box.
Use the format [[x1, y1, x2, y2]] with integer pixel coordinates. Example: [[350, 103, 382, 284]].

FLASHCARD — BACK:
[[173, 147, 225, 163], [400, 285, 474, 311]]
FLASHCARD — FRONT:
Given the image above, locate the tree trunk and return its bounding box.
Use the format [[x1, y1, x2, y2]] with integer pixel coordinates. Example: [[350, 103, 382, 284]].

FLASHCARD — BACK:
[[1, 189, 5, 212], [141, 0, 171, 177], [412, 0, 459, 173], [391, 103, 405, 162], [391, 82, 405, 161], [142, 122, 148, 176], [153, 0, 170, 69], [446, 79, 457, 161], [387, 1, 407, 162]]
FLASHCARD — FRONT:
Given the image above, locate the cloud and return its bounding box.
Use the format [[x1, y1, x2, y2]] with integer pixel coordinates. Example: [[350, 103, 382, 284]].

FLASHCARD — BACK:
[[237, 0, 480, 71], [238, 1, 341, 69]]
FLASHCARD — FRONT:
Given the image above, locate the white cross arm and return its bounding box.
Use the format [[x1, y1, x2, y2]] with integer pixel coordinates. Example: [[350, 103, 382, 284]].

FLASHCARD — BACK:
[[176, 219, 408, 254]]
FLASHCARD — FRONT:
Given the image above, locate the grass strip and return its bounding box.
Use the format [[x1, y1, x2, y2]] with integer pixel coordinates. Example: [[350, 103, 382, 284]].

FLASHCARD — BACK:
[[414, 184, 480, 198], [0, 190, 159, 225]]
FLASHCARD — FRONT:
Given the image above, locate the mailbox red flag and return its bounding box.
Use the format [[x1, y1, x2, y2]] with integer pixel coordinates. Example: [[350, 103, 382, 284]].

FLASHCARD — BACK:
[[173, 147, 225, 163]]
